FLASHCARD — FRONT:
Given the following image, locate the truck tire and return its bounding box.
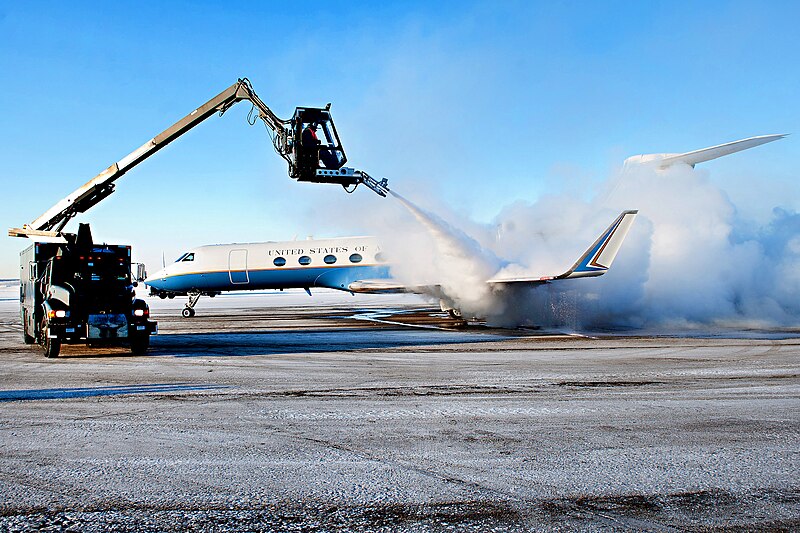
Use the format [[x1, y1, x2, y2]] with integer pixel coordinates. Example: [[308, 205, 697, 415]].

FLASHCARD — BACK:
[[22, 311, 36, 344], [23, 323, 36, 344], [43, 328, 60, 358], [130, 335, 150, 355]]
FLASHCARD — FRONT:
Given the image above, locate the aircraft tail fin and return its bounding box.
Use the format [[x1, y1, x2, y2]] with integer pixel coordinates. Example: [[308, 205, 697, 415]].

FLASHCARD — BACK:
[[487, 210, 638, 286], [559, 210, 638, 279]]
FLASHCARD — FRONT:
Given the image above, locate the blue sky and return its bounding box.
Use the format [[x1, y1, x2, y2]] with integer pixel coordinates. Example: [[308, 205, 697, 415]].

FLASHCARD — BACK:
[[1, 0, 798, 278]]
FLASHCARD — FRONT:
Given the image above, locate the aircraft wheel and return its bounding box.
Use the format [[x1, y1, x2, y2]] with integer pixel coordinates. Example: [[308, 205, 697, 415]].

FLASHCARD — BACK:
[[181, 307, 195, 318]]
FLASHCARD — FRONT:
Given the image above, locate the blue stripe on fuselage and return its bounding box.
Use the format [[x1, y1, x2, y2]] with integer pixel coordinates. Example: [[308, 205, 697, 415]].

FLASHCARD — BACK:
[[148, 265, 391, 293]]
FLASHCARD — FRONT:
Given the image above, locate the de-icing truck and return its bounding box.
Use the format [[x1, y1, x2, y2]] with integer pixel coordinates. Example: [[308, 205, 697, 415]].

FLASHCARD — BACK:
[[19, 224, 156, 357]]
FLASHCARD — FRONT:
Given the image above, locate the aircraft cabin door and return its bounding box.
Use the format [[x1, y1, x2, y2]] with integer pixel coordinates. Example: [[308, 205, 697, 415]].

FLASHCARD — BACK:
[[228, 249, 249, 284]]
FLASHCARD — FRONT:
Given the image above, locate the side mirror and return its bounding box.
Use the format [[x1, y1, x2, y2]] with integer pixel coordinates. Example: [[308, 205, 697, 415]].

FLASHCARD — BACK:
[[135, 263, 147, 283]]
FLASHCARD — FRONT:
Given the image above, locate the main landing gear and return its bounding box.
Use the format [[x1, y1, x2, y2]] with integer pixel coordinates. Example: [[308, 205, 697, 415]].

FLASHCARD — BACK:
[[439, 299, 463, 319], [182, 292, 201, 318]]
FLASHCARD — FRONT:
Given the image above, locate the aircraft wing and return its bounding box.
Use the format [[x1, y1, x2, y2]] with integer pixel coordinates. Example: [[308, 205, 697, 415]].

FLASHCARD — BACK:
[[488, 210, 638, 286], [348, 279, 423, 294], [624, 134, 786, 168]]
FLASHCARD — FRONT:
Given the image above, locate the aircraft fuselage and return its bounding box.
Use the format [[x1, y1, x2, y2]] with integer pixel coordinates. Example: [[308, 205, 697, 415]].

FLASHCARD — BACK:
[[145, 236, 389, 296]]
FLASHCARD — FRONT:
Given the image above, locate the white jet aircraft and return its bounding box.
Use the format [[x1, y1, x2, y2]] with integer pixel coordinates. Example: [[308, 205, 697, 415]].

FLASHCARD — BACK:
[[146, 210, 636, 317], [145, 135, 785, 317]]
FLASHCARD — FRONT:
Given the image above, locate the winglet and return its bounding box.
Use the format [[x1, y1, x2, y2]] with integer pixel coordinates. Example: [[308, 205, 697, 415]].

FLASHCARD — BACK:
[[559, 210, 638, 279], [624, 134, 787, 169]]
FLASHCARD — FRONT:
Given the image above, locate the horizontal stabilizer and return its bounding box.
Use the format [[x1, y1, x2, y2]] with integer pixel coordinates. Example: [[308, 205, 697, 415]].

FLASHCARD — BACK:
[[624, 134, 787, 169]]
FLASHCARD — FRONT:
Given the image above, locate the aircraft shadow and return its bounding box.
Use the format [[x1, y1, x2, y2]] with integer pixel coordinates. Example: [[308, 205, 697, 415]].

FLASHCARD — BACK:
[[146, 327, 496, 358]]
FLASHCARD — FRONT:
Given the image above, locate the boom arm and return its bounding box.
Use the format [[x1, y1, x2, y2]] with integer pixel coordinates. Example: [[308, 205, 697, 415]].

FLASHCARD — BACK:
[[10, 78, 388, 239]]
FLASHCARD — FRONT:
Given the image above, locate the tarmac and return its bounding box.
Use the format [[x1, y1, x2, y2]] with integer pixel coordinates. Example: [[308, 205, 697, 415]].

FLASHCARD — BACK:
[[0, 290, 798, 531]]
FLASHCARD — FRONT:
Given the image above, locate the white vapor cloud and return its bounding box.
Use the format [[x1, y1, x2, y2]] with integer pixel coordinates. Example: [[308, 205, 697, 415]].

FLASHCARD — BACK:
[[368, 161, 800, 330]]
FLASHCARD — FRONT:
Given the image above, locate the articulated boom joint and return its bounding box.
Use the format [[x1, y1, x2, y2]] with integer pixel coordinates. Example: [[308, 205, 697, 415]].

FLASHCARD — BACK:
[[310, 167, 390, 197], [352, 170, 390, 197]]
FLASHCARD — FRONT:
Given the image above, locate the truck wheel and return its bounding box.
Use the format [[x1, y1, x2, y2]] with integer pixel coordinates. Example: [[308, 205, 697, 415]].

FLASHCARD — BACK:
[[43, 328, 61, 358], [181, 307, 195, 318], [23, 323, 36, 344], [130, 335, 150, 355]]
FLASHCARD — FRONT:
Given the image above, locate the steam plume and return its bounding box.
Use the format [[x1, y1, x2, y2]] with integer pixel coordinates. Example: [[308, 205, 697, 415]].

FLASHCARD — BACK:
[[379, 163, 800, 330]]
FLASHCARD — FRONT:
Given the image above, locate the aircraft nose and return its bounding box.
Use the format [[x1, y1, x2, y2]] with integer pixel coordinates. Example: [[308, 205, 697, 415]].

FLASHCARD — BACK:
[[144, 268, 167, 288]]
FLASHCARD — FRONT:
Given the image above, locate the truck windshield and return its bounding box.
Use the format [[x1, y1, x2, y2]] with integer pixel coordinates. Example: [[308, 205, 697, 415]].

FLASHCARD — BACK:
[[81, 255, 129, 283], [48, 248, 131, 291], [65, 251, 130, 286]]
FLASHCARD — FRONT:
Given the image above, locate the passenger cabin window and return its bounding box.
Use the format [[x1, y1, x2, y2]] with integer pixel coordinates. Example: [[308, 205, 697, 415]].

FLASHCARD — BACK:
[[349, 253, 363, 263], [324, 255, 337, 264], [298, 256, 312, 265], [273, 257, 286, 267]]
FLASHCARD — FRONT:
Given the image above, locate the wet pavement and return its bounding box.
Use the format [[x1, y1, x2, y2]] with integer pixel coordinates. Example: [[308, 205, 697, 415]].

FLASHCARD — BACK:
[[0, 293, 798, 531]]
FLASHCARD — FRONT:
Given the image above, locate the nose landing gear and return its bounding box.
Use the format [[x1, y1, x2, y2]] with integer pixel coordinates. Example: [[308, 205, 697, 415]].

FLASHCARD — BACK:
[[182, 291, 201, 318]]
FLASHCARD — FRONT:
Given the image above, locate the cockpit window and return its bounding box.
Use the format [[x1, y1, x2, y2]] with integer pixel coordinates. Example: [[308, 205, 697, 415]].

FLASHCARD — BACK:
[[175, 253, 189, 262], [181, 253, 195, 262]]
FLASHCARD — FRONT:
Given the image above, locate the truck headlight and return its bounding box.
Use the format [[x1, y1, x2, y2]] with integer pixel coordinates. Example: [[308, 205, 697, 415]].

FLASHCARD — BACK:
[[48, 309, 69, 319], [133, 309, 147, 317]]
